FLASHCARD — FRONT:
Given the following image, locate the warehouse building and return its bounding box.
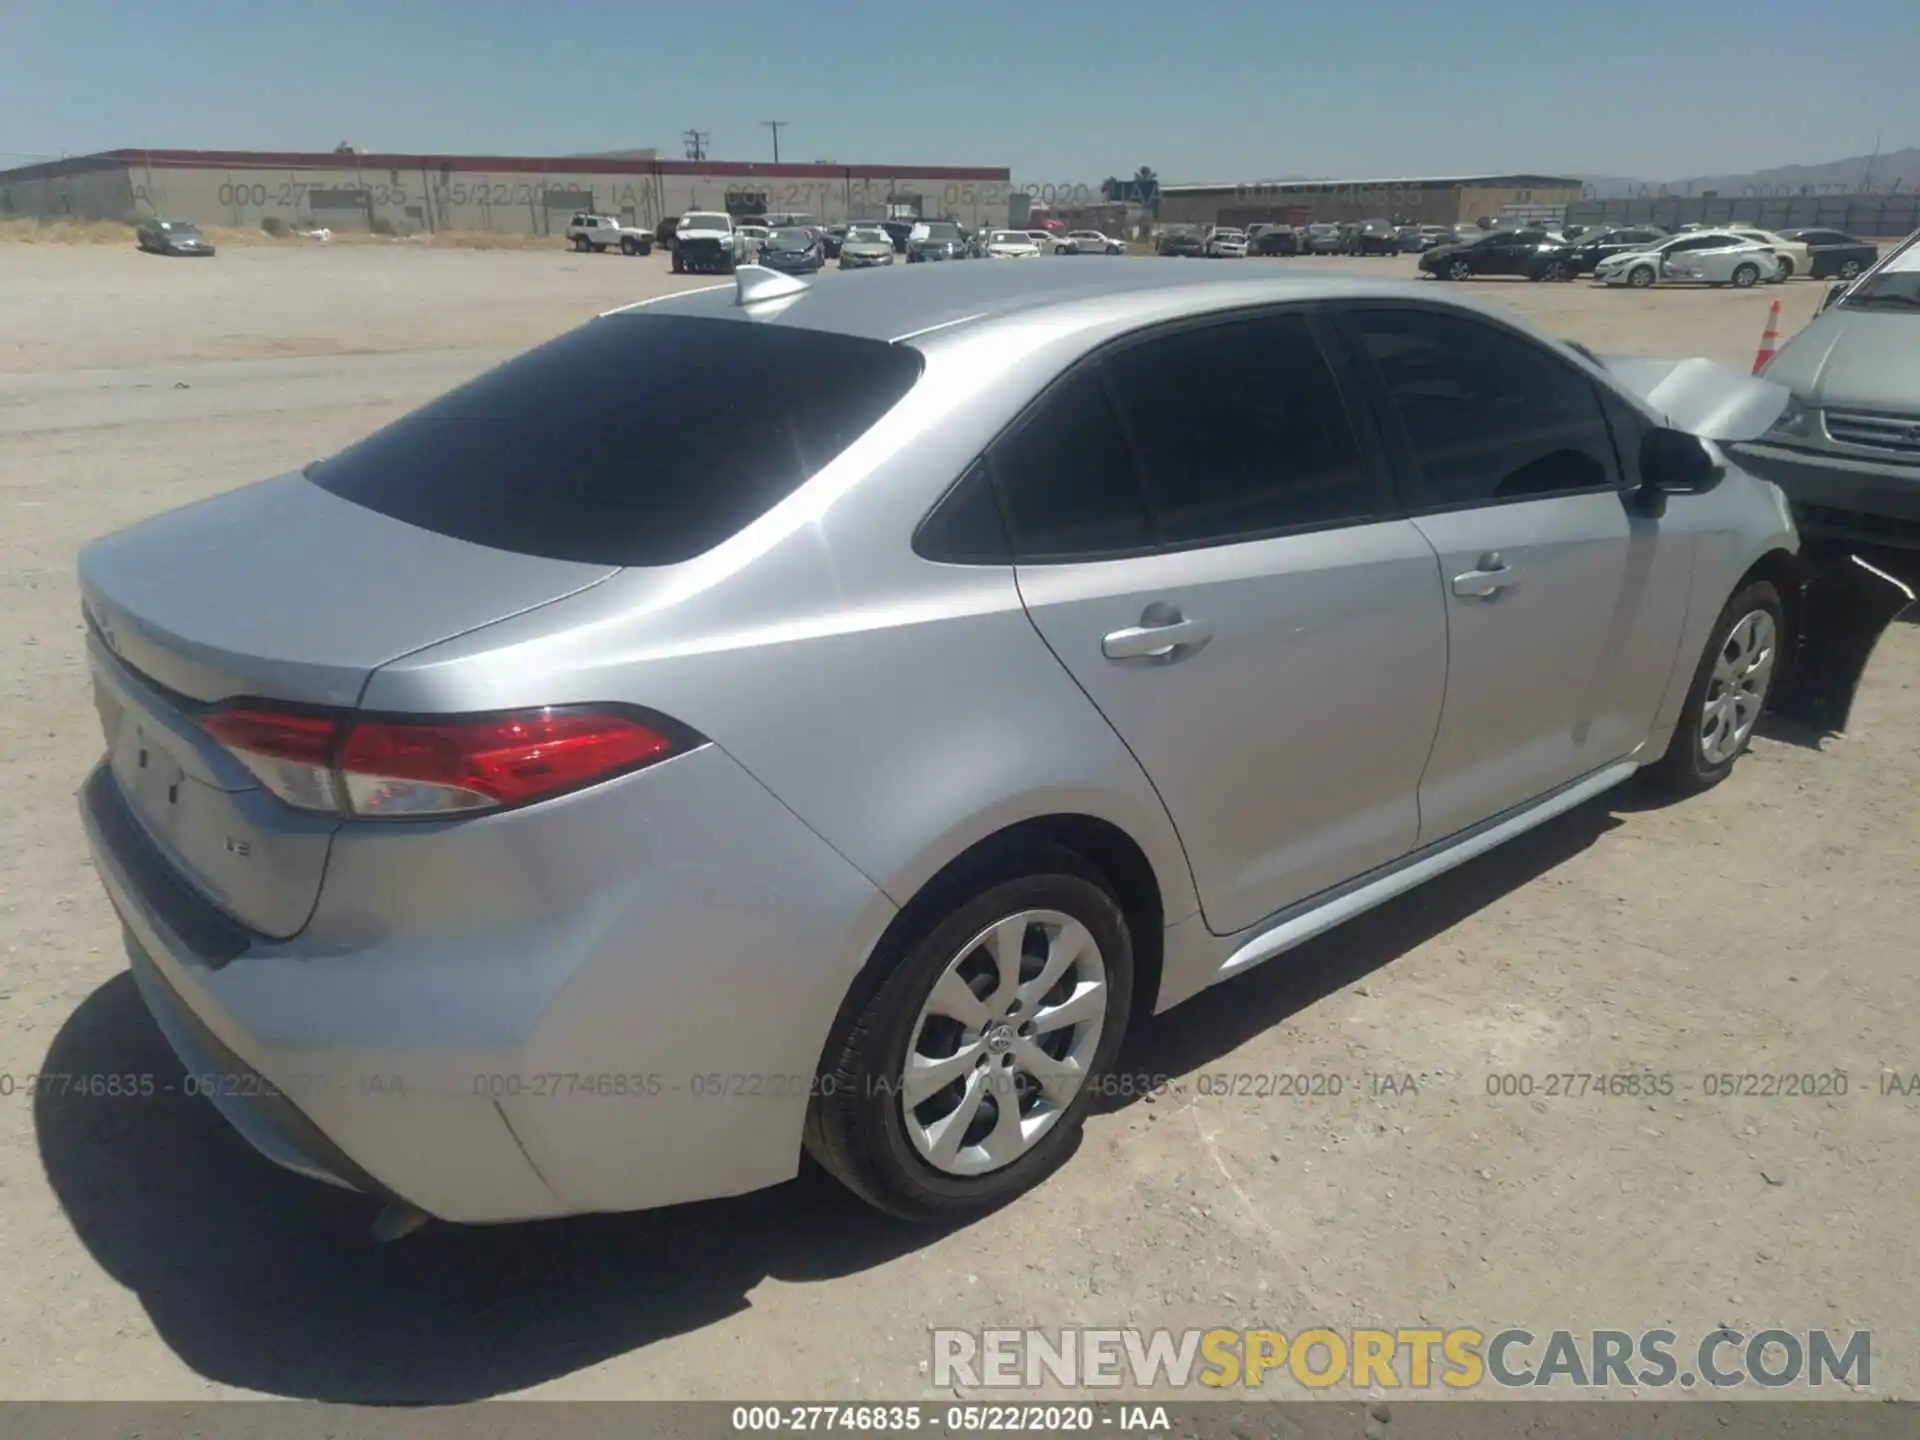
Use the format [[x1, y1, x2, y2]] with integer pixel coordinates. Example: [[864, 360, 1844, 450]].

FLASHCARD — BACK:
[[1158, 173, 1585, 229], [0, 148, 1015, 235]]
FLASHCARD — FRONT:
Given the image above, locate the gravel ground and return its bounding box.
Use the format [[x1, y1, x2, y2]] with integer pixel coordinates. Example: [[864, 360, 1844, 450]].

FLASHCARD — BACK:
[[1, 243, 1914, 1406]]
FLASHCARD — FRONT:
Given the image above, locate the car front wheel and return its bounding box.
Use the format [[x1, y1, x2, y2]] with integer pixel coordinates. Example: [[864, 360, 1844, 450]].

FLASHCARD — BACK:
[[1447, 258, 1472, 281], [805, 847, 1135, 1220], [1628, 266, 1656, 288], [1643, 581, 1783, 795], [1731, 263, 1760, 288]]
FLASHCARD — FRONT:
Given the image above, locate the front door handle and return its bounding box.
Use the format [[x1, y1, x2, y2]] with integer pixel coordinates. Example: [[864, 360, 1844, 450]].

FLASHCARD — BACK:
[[1452, 552, 1516, 599], [1102, 604, 1213, 662]]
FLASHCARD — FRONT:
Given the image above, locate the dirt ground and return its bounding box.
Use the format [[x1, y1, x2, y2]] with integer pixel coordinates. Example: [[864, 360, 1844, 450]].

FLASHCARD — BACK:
[[1, 244, 1914, 1405]]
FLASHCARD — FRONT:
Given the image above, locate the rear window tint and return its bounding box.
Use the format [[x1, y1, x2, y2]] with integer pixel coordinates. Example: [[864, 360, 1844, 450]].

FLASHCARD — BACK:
[[307, 314, 923, 566]]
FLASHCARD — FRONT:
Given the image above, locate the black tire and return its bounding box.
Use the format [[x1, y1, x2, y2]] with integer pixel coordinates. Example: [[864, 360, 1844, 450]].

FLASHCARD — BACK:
[[1542, 259, 1569, 282], [1731, 262, 1760, 289], [804, 845, 1136, 1221], [1628, 265, 1655, 289], [671, 251, 685, 275], [621, 237, 639, 256], [573, 235, 590, 253], [1642, 580, 1785, 796], [1447, 258, 1471, 281], [1839, 259, 1862, 280], [1774, 257, 1793, 281]]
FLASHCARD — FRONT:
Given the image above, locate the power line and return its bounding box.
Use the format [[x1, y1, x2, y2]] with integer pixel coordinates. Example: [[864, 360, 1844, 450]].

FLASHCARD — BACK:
[[682, 130, 709, 162], [761, 121, 787, 164]]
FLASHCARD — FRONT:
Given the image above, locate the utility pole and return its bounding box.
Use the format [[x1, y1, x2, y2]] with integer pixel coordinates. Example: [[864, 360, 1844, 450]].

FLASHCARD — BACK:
[[761, 121, 786, 164], [682, 130, 709, 162]]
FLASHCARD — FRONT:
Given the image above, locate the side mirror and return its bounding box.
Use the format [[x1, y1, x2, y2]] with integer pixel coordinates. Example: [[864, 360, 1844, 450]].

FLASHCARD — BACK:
[[1635, 426, 1724, 516], [1820, 281, 1845, 313]]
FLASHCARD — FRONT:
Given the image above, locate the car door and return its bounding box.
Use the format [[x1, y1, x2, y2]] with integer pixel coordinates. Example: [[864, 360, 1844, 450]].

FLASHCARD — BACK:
[[1469, 233, 1518, 275], [1331, 303, 1696, 844], [999, 309, 1448, 936]]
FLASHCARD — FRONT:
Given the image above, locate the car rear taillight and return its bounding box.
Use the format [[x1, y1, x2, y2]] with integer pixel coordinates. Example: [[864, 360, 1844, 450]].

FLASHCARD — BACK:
[[200, 705, 693, 819]]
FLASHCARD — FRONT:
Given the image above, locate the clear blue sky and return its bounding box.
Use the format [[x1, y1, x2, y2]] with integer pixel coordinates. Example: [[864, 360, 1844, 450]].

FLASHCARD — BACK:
[[1, 0, 1914, 184]]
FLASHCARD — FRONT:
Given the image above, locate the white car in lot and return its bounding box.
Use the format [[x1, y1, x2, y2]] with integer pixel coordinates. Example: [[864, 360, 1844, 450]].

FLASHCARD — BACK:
[[1596, 232, 1783, 290], [1206, 227, 1250, 259], [565, 213, 653, 256], [1724, 227, 1813, 281], [1066, 229, 1126, 255], [985, 229, 1043, 259]]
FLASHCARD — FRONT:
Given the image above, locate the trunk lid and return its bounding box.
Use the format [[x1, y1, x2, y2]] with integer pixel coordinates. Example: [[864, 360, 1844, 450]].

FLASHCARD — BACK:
[[79, 471, 616, 938]]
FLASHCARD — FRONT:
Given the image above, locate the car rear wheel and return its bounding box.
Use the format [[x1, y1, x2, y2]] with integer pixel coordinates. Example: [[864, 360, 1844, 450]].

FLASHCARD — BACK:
[[1731, 262, 1760, 288], [621, 237, 639, 256], [1628, 266, 1656, 288], [1773, 257, 1793, 281], [805, 846, 1135, 1220], [1642, 581, 1783, 795]]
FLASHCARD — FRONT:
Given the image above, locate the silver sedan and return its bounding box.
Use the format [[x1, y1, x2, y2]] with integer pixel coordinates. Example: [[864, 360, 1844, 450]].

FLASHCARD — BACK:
[[76, 260, 1897, 1232]]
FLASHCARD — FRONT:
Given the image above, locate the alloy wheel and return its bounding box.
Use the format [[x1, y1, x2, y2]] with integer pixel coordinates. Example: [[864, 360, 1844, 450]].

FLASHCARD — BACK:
[[1700, 610, 1776, 765], [900, 909, 1108, 1177]]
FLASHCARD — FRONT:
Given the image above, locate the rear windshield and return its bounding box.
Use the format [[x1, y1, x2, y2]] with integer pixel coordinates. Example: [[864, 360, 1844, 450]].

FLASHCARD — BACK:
[[308, 314, 925, 566]]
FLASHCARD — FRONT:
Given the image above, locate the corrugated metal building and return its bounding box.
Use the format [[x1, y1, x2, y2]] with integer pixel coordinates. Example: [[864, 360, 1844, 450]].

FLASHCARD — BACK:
[[1158, 173, 1585, 229], [0, 148, 1015, 234]]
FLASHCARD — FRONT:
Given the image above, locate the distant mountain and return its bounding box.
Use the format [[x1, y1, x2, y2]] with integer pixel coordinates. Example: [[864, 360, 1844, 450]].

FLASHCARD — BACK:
[[1583, 148, 1920, 197]]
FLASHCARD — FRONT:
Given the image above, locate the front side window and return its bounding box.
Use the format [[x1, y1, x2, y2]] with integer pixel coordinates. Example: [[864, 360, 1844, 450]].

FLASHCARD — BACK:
[[1103, 314, 1376, 543], [1347, 307, 1619, 508]]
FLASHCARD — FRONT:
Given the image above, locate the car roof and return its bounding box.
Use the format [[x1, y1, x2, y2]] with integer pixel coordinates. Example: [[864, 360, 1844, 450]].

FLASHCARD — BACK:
[[613, 263, 1504, 345]]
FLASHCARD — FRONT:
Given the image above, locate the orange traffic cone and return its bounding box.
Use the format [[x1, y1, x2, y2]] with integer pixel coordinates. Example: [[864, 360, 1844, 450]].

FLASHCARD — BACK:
[[1752, 298, 1782, 374]]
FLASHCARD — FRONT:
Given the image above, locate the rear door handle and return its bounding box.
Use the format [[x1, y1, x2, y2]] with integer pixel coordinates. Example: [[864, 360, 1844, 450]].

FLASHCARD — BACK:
[[1452, 552, 1516, 599], [1102, 607, 1212, 662]]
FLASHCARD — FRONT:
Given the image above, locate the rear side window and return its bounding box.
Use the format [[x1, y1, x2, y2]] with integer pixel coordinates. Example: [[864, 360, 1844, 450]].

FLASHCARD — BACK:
[[308, 315, 923, 566], [1348, 307, 1619, 508], [1103, 313, 1376, 543], [993, 368, 1152, 558]]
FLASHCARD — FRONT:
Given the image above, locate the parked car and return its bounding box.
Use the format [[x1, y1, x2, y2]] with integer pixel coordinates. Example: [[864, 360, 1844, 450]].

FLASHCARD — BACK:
[[1304, 223, 1346, 254], [1418, 228, 1578, 281], [756, 226, 825, 274], [986, 229, 1043, 259], [1020, 230, 1071, 255], [565, 213, 653, 256], [1205, 227, 1250, 258], [135, 218, 215, 257], [669, 211, 746, 274], [1252, 226, 1302, 256], [819, 225, 848, 259], [1566, 226, 1669, 275], [1345, 219, 1401, 256], [837, 225, 896, 269], [1733, 229, 1920, 550], [733, 224, 771, 260], [76, 260, 1903, 1233], [1156, 229, 1207, 258], [656, 216, 681, 250], [1593, 232, 1782, 289], [1778, 229, 1881, 282], [874, 220, 915, 253], [1723, 227, 1812, 282], [1066, 229, 1126, 255], [908, 220, 966, 262]]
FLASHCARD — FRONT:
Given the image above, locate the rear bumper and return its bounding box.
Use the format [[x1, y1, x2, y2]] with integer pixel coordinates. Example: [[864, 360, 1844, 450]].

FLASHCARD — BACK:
[[79, 744, 895, 1223]]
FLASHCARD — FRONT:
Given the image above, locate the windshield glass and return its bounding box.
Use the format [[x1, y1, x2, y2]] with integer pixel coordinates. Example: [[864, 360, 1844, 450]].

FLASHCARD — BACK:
[[1843, 239, 1920, 308], [682, 213, 730, 230], [991, 232, 1027, 244], [846, 227, 887, 242], [768, 228, 811, 247]]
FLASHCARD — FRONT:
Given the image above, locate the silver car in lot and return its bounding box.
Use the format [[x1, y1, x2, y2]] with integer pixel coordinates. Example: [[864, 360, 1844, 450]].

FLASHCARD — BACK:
[[1734, 228, 1920, 549], [77, 261, 1902, 1230], [838, 224, 896, 269], [1595, 231, 1783, 289]]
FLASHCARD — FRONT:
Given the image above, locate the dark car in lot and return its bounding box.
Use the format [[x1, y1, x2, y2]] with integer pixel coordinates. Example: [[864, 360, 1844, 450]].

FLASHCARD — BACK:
[[135, 218, 215, 257], [1567, 226, 1669, 275], [1252, 226, 1301, 256], [906, 220, 965, 262], [1344, 219, 1401, 256], [1156, 229, 1207, 257], [1419, 227, 1577, 282], [1779, 229, 1882, 282], [757, 226, 825, 274]]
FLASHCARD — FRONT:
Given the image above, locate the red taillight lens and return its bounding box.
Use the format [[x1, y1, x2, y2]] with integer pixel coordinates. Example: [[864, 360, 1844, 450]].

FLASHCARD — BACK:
[[337, 712, 677, 817], [200, 706, 687, 819]]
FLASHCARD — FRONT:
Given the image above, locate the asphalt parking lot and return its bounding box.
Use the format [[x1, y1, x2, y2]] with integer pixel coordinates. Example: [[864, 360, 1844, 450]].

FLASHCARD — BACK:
[[1, 242, 1914, 1404]]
